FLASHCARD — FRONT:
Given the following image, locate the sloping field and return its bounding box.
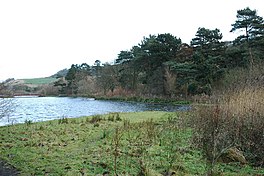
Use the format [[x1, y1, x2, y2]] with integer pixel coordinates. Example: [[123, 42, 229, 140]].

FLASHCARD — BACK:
[[19, 77, 57, 85]]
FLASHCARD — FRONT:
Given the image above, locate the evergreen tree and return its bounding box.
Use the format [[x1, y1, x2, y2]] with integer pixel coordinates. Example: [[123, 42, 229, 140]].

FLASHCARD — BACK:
[[231, 7, 264, 66], [191, 27, 224, 57], [231, 7, 264, 43], [65, 63, 91, 95], [115, 50, 137, 90], [65, 64, 79, 95]]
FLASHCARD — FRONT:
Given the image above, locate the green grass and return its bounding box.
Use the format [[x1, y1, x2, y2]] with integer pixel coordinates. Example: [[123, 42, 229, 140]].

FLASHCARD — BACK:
[[20, 77, 57, 85], [0, 112, 263, 175]]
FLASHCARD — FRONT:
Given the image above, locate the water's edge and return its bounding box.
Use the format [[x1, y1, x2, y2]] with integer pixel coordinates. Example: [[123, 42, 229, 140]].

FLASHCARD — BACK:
[[0, 97, 190, 126]]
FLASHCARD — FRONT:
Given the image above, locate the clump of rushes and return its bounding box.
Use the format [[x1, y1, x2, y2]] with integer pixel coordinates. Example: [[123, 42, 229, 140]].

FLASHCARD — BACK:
[[58, 117, 68, 124], [89, 115, 102, 123], [24, 119, 33, 125], [112, 127, 123, 175], [108, 112, 121, 122]]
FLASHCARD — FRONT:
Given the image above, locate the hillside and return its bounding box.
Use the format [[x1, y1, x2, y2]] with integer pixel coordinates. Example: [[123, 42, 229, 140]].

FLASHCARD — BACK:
[[50, 68, 68, 78], [0, 77, 58, 97], [20, 77, 57, 85]]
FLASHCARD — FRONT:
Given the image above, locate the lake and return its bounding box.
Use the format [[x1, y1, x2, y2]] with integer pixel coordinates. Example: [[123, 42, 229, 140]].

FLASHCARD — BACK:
[[0, 97, 189, 126]]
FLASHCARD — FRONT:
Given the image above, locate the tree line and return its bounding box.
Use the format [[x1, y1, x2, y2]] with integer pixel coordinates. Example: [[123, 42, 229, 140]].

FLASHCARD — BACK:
[[54, 7, 264, 98]]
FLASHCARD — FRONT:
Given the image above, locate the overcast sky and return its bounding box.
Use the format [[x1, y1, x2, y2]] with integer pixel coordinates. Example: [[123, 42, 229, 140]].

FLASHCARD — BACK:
[[0, 0, 263, 80]]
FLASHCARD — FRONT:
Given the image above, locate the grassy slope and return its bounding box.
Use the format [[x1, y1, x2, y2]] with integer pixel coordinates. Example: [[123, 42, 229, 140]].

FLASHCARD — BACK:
[[0, 112, 263, 175], [20, 77, 57, 85]]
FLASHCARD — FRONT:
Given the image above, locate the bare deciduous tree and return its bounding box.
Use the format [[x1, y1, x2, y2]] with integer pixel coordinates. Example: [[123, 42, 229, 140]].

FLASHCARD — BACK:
[[0, 98, 15, 119], [0, 82, 15, 121], [164, 67, 177, 96]]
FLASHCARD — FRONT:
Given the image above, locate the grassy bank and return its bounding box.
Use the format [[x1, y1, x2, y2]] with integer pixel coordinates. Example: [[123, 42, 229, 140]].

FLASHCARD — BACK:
[[95, 96, 191, 105], [0, 111, 263, 175]]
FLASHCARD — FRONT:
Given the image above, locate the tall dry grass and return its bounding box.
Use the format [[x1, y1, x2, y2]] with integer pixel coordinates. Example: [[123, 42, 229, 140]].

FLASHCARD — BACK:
[[191, 65, 264, 173], [224, 87, 264, 118], [222, 86, 264, 165]]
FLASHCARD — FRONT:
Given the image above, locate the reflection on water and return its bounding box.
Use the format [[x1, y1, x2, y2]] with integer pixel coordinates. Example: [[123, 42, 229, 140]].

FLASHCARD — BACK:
[[0, 97, 189, 126]]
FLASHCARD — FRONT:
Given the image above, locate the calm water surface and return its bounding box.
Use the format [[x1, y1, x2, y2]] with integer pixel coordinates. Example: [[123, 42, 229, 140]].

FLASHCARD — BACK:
[[0, 97, 189, 126]]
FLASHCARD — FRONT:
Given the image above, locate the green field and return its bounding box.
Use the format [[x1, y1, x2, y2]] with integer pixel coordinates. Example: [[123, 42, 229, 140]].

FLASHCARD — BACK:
[[20, 77, 57, 85], [0, 112, 263, 175]]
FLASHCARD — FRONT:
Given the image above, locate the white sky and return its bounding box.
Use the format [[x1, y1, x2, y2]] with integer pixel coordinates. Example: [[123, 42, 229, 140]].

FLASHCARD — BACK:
[[0, 0, 263, 80]]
